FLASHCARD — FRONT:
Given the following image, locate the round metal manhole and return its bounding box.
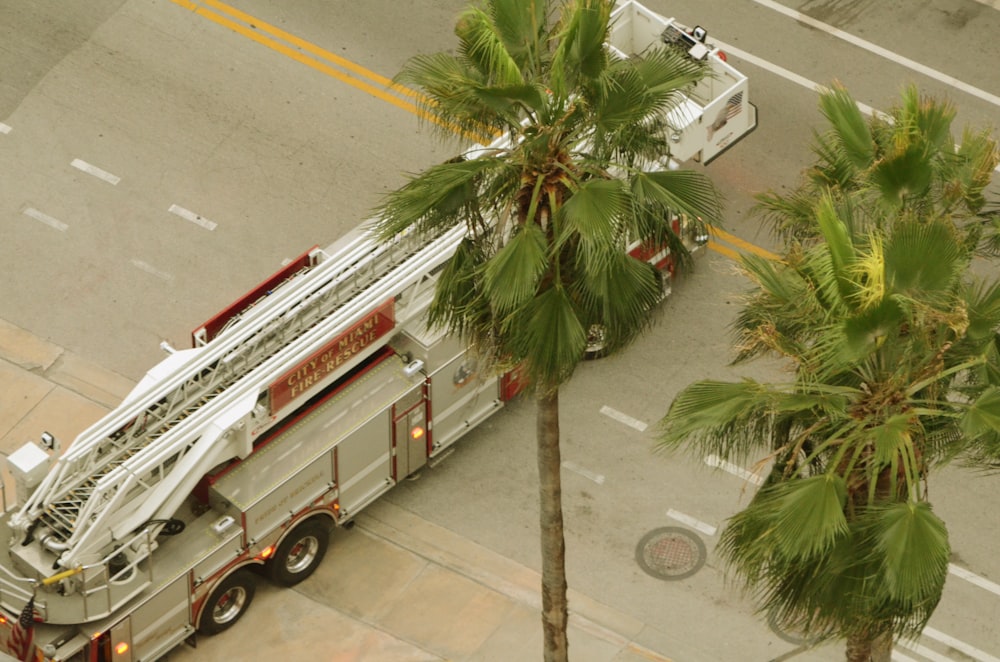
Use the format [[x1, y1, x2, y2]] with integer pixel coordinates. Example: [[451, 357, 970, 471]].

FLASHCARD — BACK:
[[635, 527, 707, 581]]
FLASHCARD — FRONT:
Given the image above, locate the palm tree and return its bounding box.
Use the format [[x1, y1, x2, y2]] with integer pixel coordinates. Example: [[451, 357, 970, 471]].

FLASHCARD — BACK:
[[754, 83, 998, 251], [659, 186, 1000, 656], [371, 1, 723, 658], [661, 82, 1000, 662]]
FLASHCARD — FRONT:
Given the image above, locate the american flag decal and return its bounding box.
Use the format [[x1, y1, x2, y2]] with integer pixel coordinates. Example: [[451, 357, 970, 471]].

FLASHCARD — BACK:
[[725, 92, 743, 119], [7, 596, 35, 662]]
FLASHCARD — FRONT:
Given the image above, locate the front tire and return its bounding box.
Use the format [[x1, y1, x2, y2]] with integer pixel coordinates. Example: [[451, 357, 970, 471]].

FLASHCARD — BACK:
[[198, 570, 256, 635], [266, 518, 331, 586]]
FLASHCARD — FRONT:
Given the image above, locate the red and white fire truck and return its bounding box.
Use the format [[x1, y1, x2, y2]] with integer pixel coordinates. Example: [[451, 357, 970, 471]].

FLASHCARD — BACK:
[[0, 3, 754, 660]]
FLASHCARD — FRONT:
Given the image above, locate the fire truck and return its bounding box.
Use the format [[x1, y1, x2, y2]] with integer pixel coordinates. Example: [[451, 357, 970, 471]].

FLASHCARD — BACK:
[[0, 3, 754, 660]]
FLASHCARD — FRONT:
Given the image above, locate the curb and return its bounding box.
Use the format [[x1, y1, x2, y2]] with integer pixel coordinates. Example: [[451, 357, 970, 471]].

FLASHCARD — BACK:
[[0, 319, 134, 409], [359, 500, 673, 662]]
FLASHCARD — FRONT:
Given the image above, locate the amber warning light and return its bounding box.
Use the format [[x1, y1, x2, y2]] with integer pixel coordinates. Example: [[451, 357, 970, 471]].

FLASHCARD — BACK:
[[410, 426, 425, 440]]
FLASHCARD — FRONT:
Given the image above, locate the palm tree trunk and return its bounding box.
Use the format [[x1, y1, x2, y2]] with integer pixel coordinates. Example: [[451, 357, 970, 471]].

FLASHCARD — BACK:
[[845, 629, 892, 662], [537, 389, 569, 662], [845, 631, 871, 662], [871, 632, 892, 662]]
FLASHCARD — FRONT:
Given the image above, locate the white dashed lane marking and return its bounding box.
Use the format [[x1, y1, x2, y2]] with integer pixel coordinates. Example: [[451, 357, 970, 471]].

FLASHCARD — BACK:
[[666, 509, 717, 536], [561, 461, 605, 485], [168, 204, 218, 231], [599, 405, 647, 432], [23, 207, 68, 232], [131, 259, 174, 282], [71, 158, 121, 185]]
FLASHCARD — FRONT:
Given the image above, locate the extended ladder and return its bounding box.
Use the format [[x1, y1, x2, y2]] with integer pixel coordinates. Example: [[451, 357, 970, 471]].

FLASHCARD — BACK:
[[13, 223, 465, 571]]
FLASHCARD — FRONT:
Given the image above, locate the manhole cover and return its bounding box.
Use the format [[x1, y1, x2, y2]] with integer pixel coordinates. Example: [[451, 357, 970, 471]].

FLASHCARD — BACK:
[[635, 527, 707, 581]]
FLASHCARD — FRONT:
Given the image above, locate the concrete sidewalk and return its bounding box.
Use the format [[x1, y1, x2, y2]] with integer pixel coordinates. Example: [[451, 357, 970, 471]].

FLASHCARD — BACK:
[[0, 317, 673, 661]]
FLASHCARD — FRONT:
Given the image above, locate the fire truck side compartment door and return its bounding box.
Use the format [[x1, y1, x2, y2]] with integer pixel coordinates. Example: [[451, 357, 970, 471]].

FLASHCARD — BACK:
[[426, 351, 501, 453], [392, 330, 502, 455], [336, 410, 394, 516], [392, 386, 427, 479], [123, 574, 190, 662], [109, 617, 132, 662]]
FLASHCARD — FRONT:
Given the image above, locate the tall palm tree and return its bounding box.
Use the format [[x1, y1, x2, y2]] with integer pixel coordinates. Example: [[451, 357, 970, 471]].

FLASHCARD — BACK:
[[659, 194, 1000, 659], [372, 1, 723, 658], [754, 83, 998, 250]]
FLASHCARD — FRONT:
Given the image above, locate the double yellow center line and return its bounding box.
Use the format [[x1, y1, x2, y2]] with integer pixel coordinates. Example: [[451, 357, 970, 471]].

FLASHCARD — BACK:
[[170, 0, 776, 261], [169, 0, 421, 114]]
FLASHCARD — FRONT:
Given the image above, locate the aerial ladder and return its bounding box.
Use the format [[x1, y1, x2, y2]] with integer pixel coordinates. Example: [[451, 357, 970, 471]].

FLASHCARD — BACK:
[[7, 221, 464, 617]]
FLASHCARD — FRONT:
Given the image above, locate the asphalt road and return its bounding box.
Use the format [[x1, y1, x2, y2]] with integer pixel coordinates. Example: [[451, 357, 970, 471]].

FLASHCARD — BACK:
[[1, 1, 999, 660]]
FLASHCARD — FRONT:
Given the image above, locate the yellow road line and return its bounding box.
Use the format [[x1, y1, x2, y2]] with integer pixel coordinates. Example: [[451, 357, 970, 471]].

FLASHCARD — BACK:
[[708, 224, 779, 260], [199, 0, 414, 98], [706, 239, 741, 261], [170, 0, 420, 111], [169, 0, 490, 143], [170, 0, 778, 261]]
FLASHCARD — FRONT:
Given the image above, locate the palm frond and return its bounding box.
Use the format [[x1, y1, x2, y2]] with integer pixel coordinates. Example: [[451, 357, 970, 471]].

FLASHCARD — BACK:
[[869, 143, 934, 208], [591, 61, 657, 134], [962, 278, 1000, 343], [817, 83, 874, 172], [549, 0, 612, 98], [897, 85, 955, 156], [815, 193, 860, 306], [631, 47, 707, 101], [558, 177, 628, 251], [509, 285, 588, 387], [861, 501, 950, 633], [657, 380, 854, 462], [960, 386, 1000, 438], [483, 0, 550, 76], [455, 6, 527, 86], [840, 297, 905, 362], [629, 169, 724, 225], [868, 414, 921, 495], [427, 237, 493, 340], [883, 219, 965, 298], [396, 52, 513, 139], [372, 156, 509, 239], [752, 187, 819, 242], [659, 379, 776, 452], [483, 223, 548, 315], [573, 249, 660, 352], [771, 476, 850, 559], [949, 126, 1000, 214]]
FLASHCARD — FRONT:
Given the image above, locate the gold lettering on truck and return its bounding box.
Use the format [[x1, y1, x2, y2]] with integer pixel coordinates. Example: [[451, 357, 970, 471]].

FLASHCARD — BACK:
[[269, 300, 395, 412]]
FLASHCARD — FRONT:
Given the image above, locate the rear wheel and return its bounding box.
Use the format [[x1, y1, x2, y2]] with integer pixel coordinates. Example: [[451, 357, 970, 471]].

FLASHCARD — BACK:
[[198, 570, 256, 635], [267, 518, 331, 586]]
